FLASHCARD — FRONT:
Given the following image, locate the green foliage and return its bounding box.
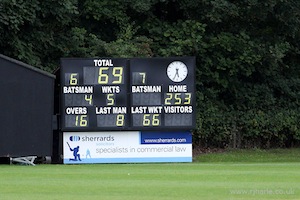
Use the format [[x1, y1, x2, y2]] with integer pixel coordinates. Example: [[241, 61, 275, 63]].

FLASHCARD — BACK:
[[0, 0, 300, 148], [191, 0, 300, 148], [104, 24, 153, 57], [196, 105, 300, 148], [62, 27, 106, 57], [0, 0, 39, 31], [0, 0, 79, 71], [201, 32, 262, 90], [146, 19, 206, 56]]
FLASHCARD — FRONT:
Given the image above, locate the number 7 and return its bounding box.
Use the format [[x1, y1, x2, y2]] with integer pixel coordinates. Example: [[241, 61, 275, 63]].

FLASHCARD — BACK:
[[139, 72, 146, 84]]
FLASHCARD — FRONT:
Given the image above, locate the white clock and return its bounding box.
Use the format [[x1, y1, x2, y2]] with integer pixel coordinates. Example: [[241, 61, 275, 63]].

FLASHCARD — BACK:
[[167, 61, 188, 82]]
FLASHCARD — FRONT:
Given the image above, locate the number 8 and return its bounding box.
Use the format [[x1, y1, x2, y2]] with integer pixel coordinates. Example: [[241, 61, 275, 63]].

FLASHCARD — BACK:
[[116, 114, 124, 126]]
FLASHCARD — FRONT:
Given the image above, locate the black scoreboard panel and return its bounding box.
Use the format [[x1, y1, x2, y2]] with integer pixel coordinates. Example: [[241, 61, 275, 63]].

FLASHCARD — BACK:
[[61, 58, 129, 131], [60, 57, 195, 131], [130, 58, 195, 129]]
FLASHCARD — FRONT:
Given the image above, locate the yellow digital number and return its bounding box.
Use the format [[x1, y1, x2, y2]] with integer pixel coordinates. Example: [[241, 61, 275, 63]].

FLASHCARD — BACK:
[[107, 94, 115, 105], [184, 93, 191, 104], [85, 94, 93, 105], [112, 67, 123, 84], [75, 115, 88, 127], [143, 114, 151, 126], [139, 72, 146, 84], [116, 114, 124, 126], [174, 93, 182, 105], [98, 67, 109, 84], [143, 114, 160, 126], [70, 73, 78, 85], [98, 67, 123, 84], [152, 114, 160, 126], [164, 93, 172, 105], [165, 93, 191, 105]]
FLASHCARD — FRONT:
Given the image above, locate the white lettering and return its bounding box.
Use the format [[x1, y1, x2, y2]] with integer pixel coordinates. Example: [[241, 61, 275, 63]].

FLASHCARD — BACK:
[[112, 107, 127, 114], [147, 106, 163, 113], [95, 107, 112, 114], [63, 86, 93, 94], [169, 85, 187, 92], [132, 86, 161, 93], [131, 106, 147, 114], [94, 59, 113, 66], [101, 86, 120, 93], [164, 106, 193, 113], [65, 107, 87, 114]]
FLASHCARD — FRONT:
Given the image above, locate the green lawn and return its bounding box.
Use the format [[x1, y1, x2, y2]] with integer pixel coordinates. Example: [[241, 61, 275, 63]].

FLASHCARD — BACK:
[[0, 149, 299, 200]]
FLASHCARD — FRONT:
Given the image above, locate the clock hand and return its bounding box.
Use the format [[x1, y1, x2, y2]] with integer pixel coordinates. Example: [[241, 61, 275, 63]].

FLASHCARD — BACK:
[[173, 68, 180, 80]]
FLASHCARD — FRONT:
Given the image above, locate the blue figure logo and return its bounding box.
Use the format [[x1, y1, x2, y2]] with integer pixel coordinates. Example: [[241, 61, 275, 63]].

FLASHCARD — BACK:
[[67, 142, 81, 161]]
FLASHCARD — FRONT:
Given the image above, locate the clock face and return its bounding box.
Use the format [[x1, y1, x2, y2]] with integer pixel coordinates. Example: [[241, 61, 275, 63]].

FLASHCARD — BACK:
[[167, 61, 188, 82]]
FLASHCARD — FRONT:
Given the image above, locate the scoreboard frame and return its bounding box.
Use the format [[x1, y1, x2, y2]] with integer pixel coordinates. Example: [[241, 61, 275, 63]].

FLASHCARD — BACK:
[[60, 57, 196, 131]]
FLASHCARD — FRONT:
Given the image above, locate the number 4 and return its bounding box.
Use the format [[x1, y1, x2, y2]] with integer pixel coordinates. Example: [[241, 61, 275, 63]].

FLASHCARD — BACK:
[[85, 94, 93, 105]]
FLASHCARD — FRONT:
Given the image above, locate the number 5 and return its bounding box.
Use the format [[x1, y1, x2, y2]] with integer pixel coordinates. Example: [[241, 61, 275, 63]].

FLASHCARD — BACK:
[[107, 94, 115, 105]]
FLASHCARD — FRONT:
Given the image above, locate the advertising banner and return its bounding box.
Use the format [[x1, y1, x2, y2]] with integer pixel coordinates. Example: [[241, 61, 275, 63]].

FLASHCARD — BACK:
[[63, 131, 192, 164]]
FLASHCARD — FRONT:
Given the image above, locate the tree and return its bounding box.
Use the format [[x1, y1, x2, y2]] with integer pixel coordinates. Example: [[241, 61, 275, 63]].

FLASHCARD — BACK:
[[1, 0, 299, 148]]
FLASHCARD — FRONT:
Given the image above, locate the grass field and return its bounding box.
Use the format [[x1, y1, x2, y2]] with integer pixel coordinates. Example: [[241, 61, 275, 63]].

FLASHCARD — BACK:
[[0, 149, 299, 200]]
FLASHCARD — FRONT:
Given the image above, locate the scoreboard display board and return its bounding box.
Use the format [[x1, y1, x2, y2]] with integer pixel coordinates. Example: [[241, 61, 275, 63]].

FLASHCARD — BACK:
[[60, 57, 195, 131]]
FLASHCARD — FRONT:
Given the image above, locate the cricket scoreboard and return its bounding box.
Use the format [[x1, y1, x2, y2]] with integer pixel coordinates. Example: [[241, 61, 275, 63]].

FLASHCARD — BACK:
[[60, 57, 195, 131]]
